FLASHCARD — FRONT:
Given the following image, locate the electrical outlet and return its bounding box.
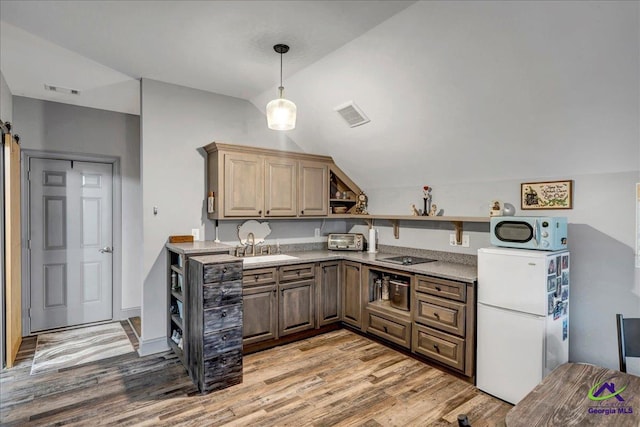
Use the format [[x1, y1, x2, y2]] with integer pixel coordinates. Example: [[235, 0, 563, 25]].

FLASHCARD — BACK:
[[449, 234, 457, 246], [191, 228, 200, 241], [462, 234, 470, 247], [314, 228, 321, 238]]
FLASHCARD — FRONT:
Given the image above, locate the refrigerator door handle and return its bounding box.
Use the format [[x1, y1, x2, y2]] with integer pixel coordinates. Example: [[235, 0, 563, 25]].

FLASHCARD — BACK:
[[478, 302, 544, 318]]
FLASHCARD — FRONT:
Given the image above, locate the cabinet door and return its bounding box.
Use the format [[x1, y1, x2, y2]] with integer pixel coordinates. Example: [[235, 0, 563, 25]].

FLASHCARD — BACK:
[[299, 160, 328, 216], [279, 280, 315, 336], [318, 262, 341, 326], [224, 153, 264, 217], [342, 261, 362, 329], [242, 284, 277, 345], [264, 156, 297, 217]]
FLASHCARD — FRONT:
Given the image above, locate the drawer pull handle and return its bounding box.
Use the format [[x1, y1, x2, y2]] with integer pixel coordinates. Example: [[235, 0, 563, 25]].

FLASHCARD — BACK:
[[223, 268, 227, 273], [434, 312, 439, 318], [221, 358, 227, 365], [300, 210, 304, 214], [433, 343, 440, 352], [383, 326, 388, 333], [222, 335, 228, 341], [297, 271, 301, 275], [266, 210, 270, 215], [273, 289, 277, 295], [255, 275, 259, 281], [435, 286, 442, 292], [258, 210, 262, 215], [221, 311, 227, 318]]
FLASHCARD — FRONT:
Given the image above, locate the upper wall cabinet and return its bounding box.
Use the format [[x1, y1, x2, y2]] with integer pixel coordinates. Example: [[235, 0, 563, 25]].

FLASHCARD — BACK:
[[299, 160, 328, 217], [205, 142, 359, 220]]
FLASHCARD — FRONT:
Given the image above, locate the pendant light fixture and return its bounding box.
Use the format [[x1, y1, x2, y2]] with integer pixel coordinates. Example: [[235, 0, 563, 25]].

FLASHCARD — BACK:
[[266, 44, 297, 130]]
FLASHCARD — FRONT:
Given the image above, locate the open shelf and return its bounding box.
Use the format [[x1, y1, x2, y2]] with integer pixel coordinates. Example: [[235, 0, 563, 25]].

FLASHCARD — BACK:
[[171, 290, 184, 302], [367, 299, 411, 320], [171, 264, 184, 274], [171, 314, 184, 330]]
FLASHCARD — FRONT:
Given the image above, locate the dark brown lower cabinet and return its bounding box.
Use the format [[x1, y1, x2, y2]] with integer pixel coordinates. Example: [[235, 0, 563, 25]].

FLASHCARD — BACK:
[[342, 261, 362, 329], [318, 261, 341, 326], [188, 255, 243, 393], [279, 279, 315, 336], [242, 284, 278, 345]]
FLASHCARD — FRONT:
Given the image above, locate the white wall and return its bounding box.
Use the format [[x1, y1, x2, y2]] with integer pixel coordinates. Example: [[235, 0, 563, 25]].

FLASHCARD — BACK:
[[139, 78, 305, 354], [11, 97, 142, 317], [252, 1, 640, 370], [0, 71, 12, 123]]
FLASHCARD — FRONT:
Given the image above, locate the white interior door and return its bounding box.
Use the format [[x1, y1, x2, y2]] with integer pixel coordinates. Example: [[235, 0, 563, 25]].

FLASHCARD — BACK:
[[29, 158, 113, 331]]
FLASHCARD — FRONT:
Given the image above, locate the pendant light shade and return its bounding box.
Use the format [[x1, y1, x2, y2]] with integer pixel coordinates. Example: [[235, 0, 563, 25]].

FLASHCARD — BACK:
[[267, 44, 296, 130]]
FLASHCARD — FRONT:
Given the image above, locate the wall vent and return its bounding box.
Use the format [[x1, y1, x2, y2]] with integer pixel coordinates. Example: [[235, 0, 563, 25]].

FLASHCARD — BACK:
[[334, 101, 370, 128], [44, 84, 80, 95]]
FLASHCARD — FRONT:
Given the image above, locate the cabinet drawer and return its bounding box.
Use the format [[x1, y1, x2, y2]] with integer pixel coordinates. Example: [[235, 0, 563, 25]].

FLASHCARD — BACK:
[[203, 262, 242, 283], [202, 349, 243, 391], [203, 280, 242, 309], [414, 294, 466, 337], [204, 304, 243, 332], [415, 275, 466, 302], [366, 309, 411, 349], [279, 263, 315, 282], [412, 324, 464, 372], [203, 327, 243, 357], [243, 267, 277, 286]]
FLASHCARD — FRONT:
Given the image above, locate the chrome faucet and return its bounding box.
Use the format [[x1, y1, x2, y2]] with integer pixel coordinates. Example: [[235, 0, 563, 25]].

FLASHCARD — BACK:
[[246, 232, 256, 256]]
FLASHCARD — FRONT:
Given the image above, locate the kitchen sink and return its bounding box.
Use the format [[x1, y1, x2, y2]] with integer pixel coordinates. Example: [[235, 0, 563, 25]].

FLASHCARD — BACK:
[[242, 254, 299, 265]]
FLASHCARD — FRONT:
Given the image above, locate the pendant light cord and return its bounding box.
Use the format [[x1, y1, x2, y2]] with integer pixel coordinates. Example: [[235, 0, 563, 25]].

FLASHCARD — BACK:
[[280, 51, 283, 88]]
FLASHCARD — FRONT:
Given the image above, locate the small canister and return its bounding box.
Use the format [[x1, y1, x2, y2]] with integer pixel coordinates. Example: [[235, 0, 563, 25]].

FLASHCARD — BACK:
[[382, 276, 390, 301]]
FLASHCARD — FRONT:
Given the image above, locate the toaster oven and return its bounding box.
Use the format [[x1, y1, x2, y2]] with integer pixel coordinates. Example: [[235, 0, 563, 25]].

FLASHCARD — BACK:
[[327, 233, 364, 251]]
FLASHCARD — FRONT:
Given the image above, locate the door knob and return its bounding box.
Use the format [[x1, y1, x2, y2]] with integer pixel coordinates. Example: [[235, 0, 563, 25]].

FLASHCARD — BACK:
[[99, 246, 113, 253]]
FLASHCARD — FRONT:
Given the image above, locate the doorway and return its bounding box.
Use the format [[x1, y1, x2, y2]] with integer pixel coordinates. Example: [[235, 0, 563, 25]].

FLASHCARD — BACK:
[[22, 152, 121, 334]]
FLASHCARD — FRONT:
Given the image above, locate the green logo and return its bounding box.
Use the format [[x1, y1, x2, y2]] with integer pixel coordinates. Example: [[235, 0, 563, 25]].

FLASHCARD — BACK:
[[588, 381, 626, 402]]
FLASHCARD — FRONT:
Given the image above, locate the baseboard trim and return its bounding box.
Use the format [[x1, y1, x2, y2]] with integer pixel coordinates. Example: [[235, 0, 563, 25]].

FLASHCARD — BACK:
[[137, 336, 169, 356], [117, 307, 141, 321]]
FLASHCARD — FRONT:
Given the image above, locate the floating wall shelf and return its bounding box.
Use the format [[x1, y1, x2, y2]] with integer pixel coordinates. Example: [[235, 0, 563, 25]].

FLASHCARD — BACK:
[[330, 214, 490, 244]]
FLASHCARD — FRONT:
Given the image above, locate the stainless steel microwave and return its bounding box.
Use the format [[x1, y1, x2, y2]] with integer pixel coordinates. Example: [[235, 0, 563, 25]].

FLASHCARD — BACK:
[[490, 216, 567, 251], [327, 233, 364, 251]]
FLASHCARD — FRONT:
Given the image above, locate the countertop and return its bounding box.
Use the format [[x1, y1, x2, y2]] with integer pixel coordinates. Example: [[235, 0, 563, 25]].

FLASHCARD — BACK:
[[242, 250, 478, 283], [166, 242, 478, 283], [165, 240, 234, 254]]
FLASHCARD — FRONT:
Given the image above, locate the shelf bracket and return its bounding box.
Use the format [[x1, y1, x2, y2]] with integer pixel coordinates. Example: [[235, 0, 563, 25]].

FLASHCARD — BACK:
[[364, 218, 374, 229], [390, 220, 400, 239], [452, 221, 463, 245]]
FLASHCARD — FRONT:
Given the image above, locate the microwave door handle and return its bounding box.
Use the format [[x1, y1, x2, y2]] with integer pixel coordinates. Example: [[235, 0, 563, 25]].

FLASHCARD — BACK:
[[533, 219, 539, 246]]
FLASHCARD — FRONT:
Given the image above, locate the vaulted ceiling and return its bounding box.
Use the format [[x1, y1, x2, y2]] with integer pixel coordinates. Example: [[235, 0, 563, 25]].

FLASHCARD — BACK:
[[1, 1, 637, 190], [0, 0, 415, 114]]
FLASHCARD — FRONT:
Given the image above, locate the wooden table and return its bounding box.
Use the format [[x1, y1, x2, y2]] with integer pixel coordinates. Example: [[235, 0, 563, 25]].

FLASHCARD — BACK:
[[506, 363, 640, 426]]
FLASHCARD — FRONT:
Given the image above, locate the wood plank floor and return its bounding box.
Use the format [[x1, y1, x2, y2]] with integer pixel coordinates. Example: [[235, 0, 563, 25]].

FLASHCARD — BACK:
[[1, 328, 511, 426]]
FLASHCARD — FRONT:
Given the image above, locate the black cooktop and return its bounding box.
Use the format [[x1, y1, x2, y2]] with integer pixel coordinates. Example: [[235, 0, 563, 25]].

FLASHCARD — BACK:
[[378, 255, 437, 266]]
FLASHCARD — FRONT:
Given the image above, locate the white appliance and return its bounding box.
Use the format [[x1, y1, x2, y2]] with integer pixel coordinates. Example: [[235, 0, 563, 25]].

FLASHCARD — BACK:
[[477, 247, 570, 404]]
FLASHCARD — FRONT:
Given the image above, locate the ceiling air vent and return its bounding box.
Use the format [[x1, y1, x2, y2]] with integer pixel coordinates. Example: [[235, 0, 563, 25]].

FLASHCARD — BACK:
[[334, 101, 370, 128], [44, 84, 80, 95]]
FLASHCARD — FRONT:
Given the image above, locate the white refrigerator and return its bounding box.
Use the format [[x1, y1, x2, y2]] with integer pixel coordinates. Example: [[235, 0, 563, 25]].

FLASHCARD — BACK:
[[477, 247, 570, 405]]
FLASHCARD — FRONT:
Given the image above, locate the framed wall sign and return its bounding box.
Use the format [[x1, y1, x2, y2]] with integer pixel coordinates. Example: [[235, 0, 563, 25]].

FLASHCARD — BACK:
[[521, 180, 573, 210]]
